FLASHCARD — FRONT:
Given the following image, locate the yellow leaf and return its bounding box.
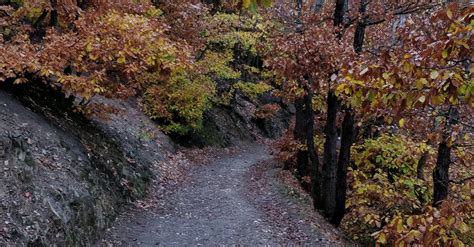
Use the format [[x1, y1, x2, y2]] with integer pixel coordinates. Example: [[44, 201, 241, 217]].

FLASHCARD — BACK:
[[430, 71, 439, 79], [455, 40, 469, 49], [377, 233, 387, 244], [146, 56, 155, 66], [447, 136, 454, 147], [403, 62, 412, 73], [447, 216, 456, 226], [431, 95, 444, 105], [418, 95, 426, 103], [117, 56, 126, 64], [407, 216, 414, 227], [399, 118, 405, 128], [396, 218, 404, 233], [447, 9, 453, 19], [242, 0, 251, 8], [335, 84, 346, 95], [416, 80, 424, 90], [459, 222, 469, 233], [85, 42, 93, 52], [89, 54, 98, 61], [260, 0, 272, 7], [442, 50, 449, 59]]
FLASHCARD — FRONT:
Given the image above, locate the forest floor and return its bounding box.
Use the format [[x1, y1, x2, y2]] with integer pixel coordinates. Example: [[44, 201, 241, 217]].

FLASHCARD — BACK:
[[101, 142, 349, 246]]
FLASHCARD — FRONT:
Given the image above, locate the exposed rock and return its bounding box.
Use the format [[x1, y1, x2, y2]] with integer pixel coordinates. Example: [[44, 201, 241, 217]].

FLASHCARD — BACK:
[[179, 91, 291, 147], [0, 90, 175, 246]]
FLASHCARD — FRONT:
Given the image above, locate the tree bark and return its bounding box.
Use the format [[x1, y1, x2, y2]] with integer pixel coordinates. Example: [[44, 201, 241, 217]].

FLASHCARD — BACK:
[[327, 0, 363, 225], [50, 0, 58, 27], [353, 23, 366, 53], [320, 0, 345, 217], [417, 150, 428, 180], [293, 96, 309, 177], [302, 87, 321, 206], [334, 0, 346, 26], [433, 139, 451, 206], [321, 90, 338, 215], [331, 108, 355, 226], [433, 107, 457, 206]]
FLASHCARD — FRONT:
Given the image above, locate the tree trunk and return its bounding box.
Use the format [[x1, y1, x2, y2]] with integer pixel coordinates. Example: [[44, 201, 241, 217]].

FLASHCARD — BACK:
[[353, 23, 366, 54], [333, 0, 346, 26], [321, 90, 338, 215], [293, 96, 309, 177], [320, 0, 364, 225], [433, 106, 458, 206], [417, 150, 428, 180], [433, 140, 451, 206], [331, 108, 355, 226], [303, 88, 321, 206], [50, 0, 58, 27]]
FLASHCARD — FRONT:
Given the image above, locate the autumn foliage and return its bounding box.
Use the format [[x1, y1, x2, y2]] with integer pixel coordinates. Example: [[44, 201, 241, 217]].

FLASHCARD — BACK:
[[0, 0, 472, 246], [268, 0, 472, 246]]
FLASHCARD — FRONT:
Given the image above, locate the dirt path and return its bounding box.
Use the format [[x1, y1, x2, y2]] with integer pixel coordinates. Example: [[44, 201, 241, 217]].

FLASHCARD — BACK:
[[102, 144, 347, 246]]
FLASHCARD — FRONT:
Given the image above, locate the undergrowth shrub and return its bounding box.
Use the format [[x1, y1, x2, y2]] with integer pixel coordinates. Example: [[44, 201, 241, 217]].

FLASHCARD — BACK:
[[341, 134, 473, 246], [233, 81, 272, 99], [141, 69, 215, 135], [342, 134, 432, 244]]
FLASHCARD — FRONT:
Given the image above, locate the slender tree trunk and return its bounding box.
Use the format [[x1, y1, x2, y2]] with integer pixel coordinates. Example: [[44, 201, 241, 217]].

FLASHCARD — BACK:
[[417, 150, 429, 180], [319, 0, 345, 217], [334, 0, 346, 26], [329, 0, 363, 225], [418, 120, 436, 180], [353, 23, 365, 53], [433, 107, 457, 206], [293, 0, 314, 178], [331, 108, 355, 226], [321, 90, 338, 216], [302, 86, 321, 206], [415, 150, 429, 204], [353, 0, 367, 54], [50, 0, 58, 27], [294, 96, 309, 177], [433, 139, 451, 206]]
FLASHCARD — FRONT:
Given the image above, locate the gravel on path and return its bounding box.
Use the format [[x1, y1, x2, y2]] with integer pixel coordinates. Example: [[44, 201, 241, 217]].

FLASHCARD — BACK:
[[101, 144, 348, 246]]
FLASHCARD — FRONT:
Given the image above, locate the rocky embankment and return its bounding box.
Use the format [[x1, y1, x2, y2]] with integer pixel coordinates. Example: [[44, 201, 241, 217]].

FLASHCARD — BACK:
[[0, 90, 175, 246]]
